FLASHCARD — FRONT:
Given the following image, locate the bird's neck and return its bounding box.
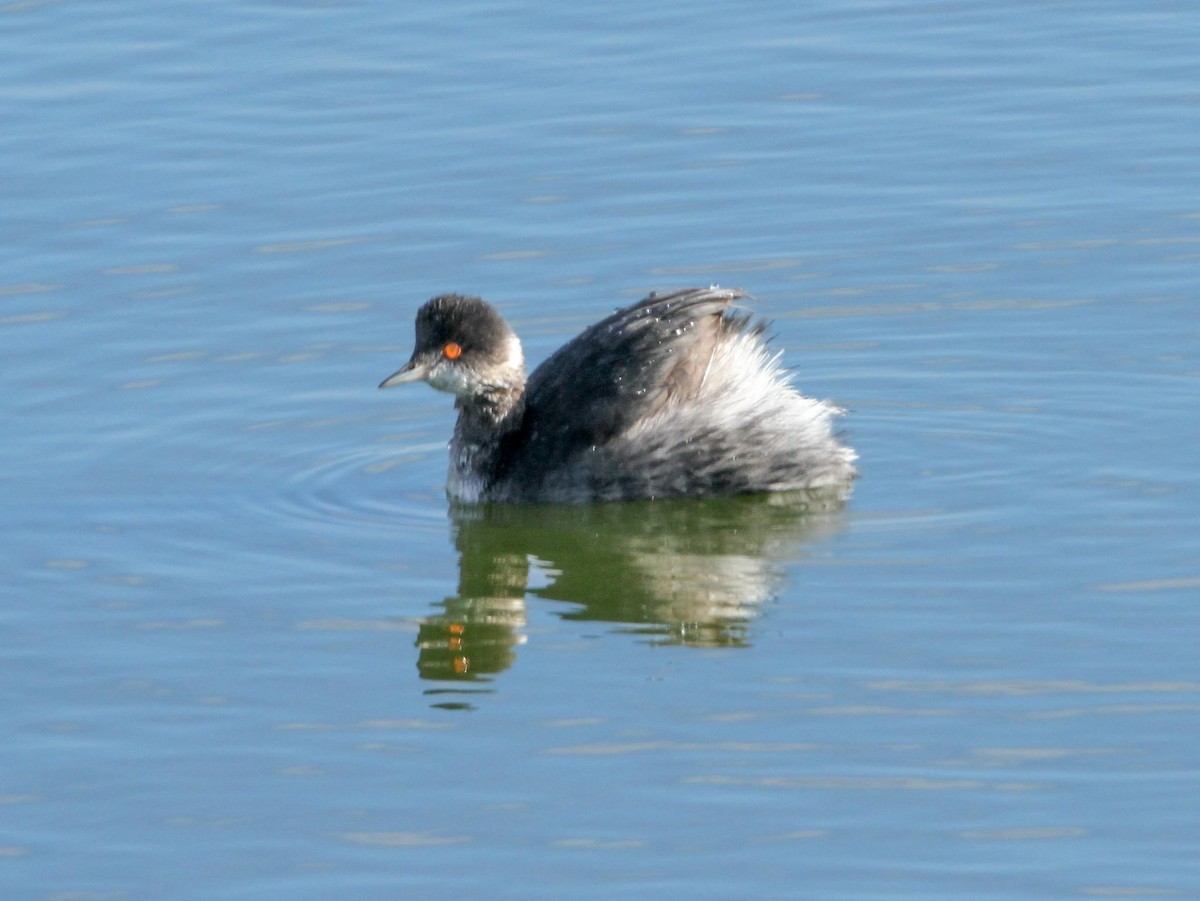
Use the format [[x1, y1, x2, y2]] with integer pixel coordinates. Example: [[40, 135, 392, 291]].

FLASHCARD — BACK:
[[447, 383, 525, 502]]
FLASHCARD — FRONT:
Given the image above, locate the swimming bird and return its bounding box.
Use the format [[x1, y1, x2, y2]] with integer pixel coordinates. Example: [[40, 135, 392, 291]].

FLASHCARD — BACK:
[[379, 287, 856, 503]]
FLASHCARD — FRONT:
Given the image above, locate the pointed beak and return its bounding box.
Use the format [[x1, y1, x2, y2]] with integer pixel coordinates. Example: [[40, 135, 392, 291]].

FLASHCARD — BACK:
[[379, 357, 430, 389]]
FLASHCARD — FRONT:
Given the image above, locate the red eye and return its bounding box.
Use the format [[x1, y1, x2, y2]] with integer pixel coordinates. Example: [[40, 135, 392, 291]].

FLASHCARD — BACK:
[[443, 342, 463, 360]]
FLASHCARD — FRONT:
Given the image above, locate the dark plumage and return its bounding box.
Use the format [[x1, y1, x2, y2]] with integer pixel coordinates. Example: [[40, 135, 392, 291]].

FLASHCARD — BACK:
[[379, 287, 856, 504]]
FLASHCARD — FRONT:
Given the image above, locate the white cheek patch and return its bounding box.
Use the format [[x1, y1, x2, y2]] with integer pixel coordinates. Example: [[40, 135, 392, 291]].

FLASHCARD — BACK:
[[425, 336, 525, 399], [502, 333, 525, 373], [425, 363, 475, 397]]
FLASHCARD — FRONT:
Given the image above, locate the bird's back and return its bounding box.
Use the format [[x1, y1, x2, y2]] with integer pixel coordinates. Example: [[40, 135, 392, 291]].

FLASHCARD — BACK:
[[488, 288, 856, 502]]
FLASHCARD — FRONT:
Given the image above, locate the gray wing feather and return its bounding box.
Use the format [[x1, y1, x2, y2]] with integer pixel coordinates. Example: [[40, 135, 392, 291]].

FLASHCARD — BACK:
[[496, 287, 746, 483]]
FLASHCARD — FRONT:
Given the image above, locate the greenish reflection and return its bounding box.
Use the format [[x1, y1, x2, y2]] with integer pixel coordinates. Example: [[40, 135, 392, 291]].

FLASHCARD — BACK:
[[415, 488, 849, 687]]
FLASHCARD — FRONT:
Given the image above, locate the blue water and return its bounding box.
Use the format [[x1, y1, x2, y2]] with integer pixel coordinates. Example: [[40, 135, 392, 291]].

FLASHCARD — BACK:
[[3, 1, 1198, 899]]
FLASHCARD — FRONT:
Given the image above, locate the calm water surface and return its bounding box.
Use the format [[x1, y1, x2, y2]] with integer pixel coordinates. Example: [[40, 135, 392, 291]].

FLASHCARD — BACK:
[[3, 1, 1198, 899]]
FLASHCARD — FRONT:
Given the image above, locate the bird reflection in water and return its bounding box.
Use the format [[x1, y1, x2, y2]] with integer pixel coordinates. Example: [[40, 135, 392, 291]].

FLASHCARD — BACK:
[[414, 487, 849, 703]]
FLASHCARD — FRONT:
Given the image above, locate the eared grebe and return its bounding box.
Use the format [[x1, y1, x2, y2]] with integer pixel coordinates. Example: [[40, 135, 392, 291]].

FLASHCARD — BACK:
[[379, 287, 856, 504]]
